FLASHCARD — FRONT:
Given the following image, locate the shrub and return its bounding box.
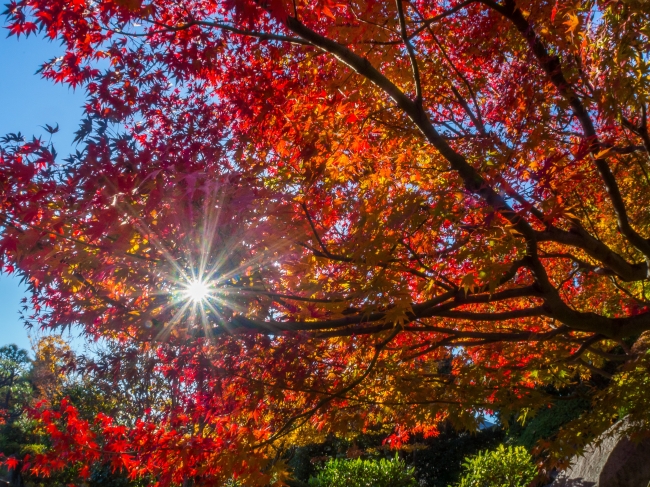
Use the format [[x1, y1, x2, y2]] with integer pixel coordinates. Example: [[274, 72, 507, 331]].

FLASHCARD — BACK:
[[308, 454, 418, 487], [455, 445, 536, 487]]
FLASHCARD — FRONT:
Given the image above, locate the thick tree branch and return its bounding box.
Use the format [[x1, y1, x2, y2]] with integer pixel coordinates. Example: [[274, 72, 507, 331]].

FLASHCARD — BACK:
[[536, 226, 647, 282]]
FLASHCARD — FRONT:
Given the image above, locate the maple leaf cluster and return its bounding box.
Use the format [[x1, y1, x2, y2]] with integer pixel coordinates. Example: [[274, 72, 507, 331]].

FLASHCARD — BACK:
[[1, 0, 650, 484]]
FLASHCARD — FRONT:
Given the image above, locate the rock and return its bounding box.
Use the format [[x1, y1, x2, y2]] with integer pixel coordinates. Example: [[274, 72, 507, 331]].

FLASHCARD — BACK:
[[554, 422, 650, 487]]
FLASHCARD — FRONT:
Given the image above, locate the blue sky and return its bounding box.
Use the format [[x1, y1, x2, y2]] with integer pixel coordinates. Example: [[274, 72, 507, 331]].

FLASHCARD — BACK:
[[0, 32, 85, 352]]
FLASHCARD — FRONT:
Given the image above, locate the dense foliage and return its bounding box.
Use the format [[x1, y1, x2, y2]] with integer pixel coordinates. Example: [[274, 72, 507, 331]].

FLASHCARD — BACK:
[[1, 0, 650, 484], [287, 425, 504, 487], [308, 454, 417, 487], [508, 397, 589, 451], [0, 345, 31, 416], [456, 445, 537, 487], [0, 340, 157, 487], [0, 345, 32, 485]]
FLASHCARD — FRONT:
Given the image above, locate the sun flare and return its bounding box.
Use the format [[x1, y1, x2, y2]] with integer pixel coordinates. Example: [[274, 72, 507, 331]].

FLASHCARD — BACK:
[[184, 279, 210, 303]]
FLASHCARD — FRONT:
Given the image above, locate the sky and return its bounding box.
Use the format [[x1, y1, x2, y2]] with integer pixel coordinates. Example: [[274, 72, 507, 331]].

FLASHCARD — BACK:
[[0, 32, 85, 353]]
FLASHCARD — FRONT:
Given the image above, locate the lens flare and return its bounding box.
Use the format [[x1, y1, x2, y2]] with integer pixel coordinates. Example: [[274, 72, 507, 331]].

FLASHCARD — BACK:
[[184, 279, 210, 303]]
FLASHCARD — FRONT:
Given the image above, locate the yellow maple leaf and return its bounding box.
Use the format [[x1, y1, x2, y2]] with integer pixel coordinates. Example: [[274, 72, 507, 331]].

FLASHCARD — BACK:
[[564, 12, 579, 35]]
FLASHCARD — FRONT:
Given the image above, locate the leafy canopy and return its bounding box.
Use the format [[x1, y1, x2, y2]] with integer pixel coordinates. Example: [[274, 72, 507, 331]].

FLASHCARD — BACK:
[[1, 0, 650, 484]]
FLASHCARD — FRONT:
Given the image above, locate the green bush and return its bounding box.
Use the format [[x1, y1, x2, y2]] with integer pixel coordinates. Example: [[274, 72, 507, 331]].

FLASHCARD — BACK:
[[308, 454, 418, 487], [288, 426, 505, 486], [455, 445, 536, 487]]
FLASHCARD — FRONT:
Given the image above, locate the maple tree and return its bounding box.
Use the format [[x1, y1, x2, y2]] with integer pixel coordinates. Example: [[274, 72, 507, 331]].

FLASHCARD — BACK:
[[1, 0, 650, 484]]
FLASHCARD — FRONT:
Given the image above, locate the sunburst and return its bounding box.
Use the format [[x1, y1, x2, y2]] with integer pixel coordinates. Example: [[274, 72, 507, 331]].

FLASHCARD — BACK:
[[106, 181, 289, 340], [183, 278, 211, 303]]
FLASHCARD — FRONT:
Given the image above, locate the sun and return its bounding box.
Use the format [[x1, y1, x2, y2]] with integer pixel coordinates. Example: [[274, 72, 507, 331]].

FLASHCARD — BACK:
[[184, 279, 210, 303]]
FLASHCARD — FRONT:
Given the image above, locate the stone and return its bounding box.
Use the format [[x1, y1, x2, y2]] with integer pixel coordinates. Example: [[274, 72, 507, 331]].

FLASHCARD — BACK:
[[554, 422, 650, 487]]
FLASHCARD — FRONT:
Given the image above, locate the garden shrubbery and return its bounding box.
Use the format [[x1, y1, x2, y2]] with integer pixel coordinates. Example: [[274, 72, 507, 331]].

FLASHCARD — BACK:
[[287, 425, 505, 487], [307, 454, 418, 487], [300, 442, 537, 487], [455, 445, 537, 487]]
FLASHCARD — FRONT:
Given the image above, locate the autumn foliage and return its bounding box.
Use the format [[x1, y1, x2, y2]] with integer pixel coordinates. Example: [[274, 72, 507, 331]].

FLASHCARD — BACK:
[[1, 0, 650, 484]]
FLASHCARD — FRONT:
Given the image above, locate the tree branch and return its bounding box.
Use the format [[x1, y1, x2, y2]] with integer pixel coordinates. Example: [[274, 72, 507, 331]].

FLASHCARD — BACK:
[[253, 326, 400, 448], [481, 0, 650, 264], [396, 0, 422, 104], [285, 17, 537, 246], [536, 226, 647, 282]]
